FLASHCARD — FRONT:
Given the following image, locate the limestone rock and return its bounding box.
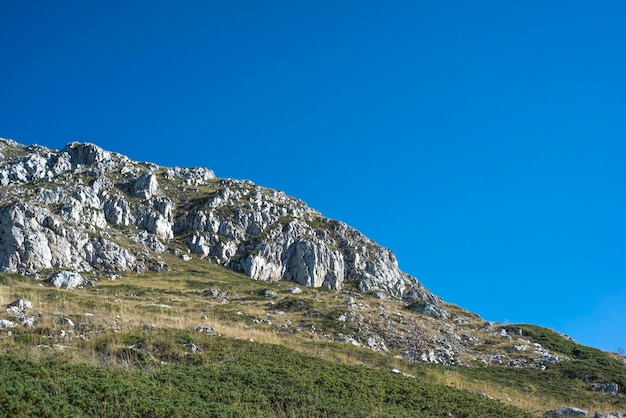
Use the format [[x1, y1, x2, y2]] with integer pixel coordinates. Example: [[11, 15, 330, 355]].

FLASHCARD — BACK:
[[103, 196, 134, 226], [50, 271, 85, 290], [544, 407, 589, 417], [132, 231, 167, 253], [0, 138, 439, 304], [6, 299, 32, 316], [133, 171, 160, 200], [592, 383, 619, 394], [62, 142, 111, 168], [0, 320, 16, 329], [408, 302, 450, 319], [165, 167, 215, 185], [194, 326, 215, 333]]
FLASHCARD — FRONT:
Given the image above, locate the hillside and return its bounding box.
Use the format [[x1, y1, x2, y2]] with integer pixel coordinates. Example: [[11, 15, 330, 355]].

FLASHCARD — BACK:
[[0, 138, 624, 417]]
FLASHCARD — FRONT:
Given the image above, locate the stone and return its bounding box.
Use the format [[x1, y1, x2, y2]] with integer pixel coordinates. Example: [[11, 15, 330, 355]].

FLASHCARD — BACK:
[[164, 167, 215, 186], [62, 142, 112, 169], [6, 299, 32, 312], [204, 289, 220, 298], [408, 302, 450, 320], [195, 326, 215, 333], [0, 320, 16, 329], [202, 289, 229, 302], [63, 317, 75, 328], [137, 210, 173, 240], [103, 196, 134, 226], [133, 171, 160, 200], [21, 317, 37, 328], [544, 407, 589, 417], [420, 350, 441, 364], [592, 383, 619, 395], [592, 384, 606, 392], [50, 271, 85, 290], [6, 299, 34, 326], [183, 343, 198, 353], [367, 336, 388, 352], [132, 231, 167, 253]]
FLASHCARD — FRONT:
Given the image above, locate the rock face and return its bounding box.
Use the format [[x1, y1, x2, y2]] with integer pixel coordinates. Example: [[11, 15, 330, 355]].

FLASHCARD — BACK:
[[0, 138, 437, 303]]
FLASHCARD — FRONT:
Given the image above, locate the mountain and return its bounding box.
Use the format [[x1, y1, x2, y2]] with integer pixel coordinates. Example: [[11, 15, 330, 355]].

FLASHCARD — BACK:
[[0, 137, 625, 417], [0, 138, 434, 304]]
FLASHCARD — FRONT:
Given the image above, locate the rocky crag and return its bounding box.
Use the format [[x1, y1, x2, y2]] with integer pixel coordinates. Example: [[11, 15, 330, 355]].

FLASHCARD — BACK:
[[2, 138, 625, 416], [0, 138, 435, 304]]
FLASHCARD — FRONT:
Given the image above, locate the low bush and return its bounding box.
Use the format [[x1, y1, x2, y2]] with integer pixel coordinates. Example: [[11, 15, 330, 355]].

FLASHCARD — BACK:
[[0, 334, 533, 417]]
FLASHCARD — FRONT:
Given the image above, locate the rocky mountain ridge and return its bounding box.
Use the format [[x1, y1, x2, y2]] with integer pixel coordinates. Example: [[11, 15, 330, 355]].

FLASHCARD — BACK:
[[0, 138, 435, 304], [1, 137, 626, 416]]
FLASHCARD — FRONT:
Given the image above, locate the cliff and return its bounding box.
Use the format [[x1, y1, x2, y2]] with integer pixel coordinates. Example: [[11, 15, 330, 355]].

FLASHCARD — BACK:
[[0, 138, 435, 304]]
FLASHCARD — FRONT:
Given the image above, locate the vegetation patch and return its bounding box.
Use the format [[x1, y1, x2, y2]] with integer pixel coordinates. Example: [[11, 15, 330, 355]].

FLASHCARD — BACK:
[[0, 264, 624, 416], [273, 297, 313, 313], [0, 335, 533, 418], [517, 324, 626, 390]]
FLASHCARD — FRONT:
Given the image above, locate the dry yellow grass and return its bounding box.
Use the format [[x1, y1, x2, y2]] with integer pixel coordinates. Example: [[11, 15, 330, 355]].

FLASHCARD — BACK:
[[1, 265, 624, 417]]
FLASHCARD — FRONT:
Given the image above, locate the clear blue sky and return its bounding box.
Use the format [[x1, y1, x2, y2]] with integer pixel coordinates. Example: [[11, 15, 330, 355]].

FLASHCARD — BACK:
[[1, 1, 625, 352]]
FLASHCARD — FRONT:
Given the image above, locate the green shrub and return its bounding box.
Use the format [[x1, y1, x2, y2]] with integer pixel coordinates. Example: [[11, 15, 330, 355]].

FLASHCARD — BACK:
[[0, 334, 533, 417]]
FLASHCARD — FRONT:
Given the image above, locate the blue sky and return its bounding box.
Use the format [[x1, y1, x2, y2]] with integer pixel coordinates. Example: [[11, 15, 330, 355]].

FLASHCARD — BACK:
[[1, 1, 624, 352]]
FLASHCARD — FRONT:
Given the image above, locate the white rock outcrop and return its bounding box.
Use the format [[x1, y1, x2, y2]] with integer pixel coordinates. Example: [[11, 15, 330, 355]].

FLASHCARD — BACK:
[[0, 138, 438, 303], [49, 271, 86, 289]]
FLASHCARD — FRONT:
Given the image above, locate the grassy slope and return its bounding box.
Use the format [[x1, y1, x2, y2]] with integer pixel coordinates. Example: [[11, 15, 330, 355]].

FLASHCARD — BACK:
[[0, 334, 532, 418], [0, 258, 624, 416]]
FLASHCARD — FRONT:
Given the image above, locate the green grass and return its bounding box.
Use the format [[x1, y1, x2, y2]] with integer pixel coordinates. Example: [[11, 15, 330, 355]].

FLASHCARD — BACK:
[[0, 332, 533, 418], [516, 324, 626, 390], [1, 265, 625, 416]]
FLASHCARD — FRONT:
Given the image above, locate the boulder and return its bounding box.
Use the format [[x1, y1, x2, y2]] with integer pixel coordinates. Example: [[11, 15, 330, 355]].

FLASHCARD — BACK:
[[607, 383, 619, 394], [50, 271, 85, 290], [544, 407, 589, 417], [6, 299, 32, 312], [21, 317, 37, 328], [407, 302, 450, 320], [194, 326, 215, 333], [0, 320, 16, 329], [593, 383, 619, 395]]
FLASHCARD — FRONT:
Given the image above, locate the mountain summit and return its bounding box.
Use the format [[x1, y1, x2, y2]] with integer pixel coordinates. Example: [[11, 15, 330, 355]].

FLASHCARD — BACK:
[[0, 138, 435, 304]]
